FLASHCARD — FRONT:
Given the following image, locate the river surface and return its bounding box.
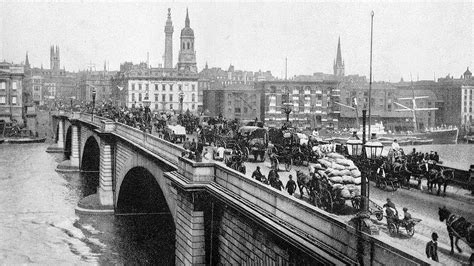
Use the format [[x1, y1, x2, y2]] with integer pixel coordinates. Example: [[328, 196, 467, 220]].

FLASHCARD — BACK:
[[0, 143, 174, 265]]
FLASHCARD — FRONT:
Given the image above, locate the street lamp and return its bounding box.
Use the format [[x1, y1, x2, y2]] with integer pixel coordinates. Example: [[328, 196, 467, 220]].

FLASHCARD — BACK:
[[91, 87, 96, 121], [282, 91, 293, 124], [346, 135, 363, 157], [364, 137, 384, 159], [143, 96, 151, 132], [179, 91, 185, 114]]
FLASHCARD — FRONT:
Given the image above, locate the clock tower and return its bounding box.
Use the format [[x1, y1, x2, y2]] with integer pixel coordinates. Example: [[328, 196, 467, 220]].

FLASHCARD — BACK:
[[177, 8, 197, 73]]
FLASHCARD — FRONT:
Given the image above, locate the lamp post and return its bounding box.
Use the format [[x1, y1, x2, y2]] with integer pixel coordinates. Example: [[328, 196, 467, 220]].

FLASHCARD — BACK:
[[179, 91, 185, 115], [91, 87, 96, 122], [282, 91, 293, 124], [143, 96, 151, 132], [368, 10, 374, 138]]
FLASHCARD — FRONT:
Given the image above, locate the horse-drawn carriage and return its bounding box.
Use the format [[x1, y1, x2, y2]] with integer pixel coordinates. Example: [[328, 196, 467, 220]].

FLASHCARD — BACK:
[[224, 149, 246, 174], [267, 128, 314, 170], [235, 126, 268, 162], [163, 124, 186, 143]]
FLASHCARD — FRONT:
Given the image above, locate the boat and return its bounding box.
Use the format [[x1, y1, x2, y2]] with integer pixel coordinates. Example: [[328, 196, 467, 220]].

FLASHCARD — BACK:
[[5, 137, 47, 144], [411, 138, 434, 145], [0, 138, 4, 144], [466, 135, 474, 144]]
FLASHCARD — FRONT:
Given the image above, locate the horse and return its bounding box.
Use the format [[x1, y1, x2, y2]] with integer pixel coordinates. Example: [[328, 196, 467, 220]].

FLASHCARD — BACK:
[[438, 206, 474, 263], [427, 167, 454, 196], [296, 170, 313, 198]]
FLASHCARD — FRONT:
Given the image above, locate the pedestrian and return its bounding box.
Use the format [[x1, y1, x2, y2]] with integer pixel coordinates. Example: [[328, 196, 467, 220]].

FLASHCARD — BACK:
[[425, 232, 439, 262], [286, 175, 297, 196], [271, 176, 284, 191], [251, 166, 264, 182]]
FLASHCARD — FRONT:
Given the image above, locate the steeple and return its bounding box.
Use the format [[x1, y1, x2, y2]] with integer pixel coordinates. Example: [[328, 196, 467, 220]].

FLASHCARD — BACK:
[[336, 37, 342, 65], [25, 52, 30, 68], [185, 8, 190, 27], [333, 37, 345, 77]]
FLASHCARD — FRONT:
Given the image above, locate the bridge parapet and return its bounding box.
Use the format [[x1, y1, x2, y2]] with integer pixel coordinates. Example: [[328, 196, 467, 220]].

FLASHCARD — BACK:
[[178, 157, 215, 183]]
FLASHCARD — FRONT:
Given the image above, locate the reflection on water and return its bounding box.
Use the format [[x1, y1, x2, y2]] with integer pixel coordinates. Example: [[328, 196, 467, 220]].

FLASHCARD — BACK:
[[0, 143, 174, 264]]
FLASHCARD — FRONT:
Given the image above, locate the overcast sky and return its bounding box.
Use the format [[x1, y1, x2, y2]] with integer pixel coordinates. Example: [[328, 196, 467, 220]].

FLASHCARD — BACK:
[[0, 1, 472, 81]]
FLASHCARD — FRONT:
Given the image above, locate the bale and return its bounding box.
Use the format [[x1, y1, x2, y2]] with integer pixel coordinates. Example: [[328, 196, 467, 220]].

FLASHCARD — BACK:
[[353, 177, 362, 185], [328, 170, 341, 177], [342, 175, 354, 184], [329, 176, 343, 183], [351, 169, 362, 177], [340, 188, 351, 198], [340, 169, 352, 176], [327, 153, 345, 159], [318, 170, 328, 179], [332, 163, 345, 170], [332, 183, 344, 190], [318, 159, 332, 168], [336, 158, 352, 166]]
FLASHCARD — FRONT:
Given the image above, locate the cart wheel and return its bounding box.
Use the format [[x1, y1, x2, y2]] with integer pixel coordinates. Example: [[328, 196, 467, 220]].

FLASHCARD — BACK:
[[388, 223, 397, 236], [311, 191, 322, 208], [321, 190, 333, 212], [285, 157, 293, 172], [375, 212, 383, 221], [351, 197, 361, 210], [244, 147, 250, 161], [406, 225, 415, 237]]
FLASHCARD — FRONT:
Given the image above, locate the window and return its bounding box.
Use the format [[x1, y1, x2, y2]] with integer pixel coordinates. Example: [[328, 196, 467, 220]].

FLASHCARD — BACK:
[[182, 43, 185, 49], [187, 42, 190, 49], [191, 104, 195, 110], [170, 104, 173, 110], [155, 94, 159, 101], [170, 84, 173, 91], [34, 86, 40, 91], [162, 94, 166, 102], [0, 96, 5, 104], [145, 93, 149, 100], [192, 94, 195, 102], [178, 85, 182, 91], [192, 85, 195, 91], [138, 93, 142, 101], [145, 84, 149, 91], [138, 84, 142, 90], [132, 84, 135, 90], [169, 94, 173, 101], [155, 84, 159, 90], [12, 82, 17, 90], [155, 104, 158, 110], [235, 107, 241, 113], [12, 96, 17, 104], [131, 93, 135, 101]]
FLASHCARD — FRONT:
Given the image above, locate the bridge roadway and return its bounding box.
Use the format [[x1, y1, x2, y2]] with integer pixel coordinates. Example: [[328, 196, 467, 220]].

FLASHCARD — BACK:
[[50, 111, 437, 265], [172, 136, 474, 265]]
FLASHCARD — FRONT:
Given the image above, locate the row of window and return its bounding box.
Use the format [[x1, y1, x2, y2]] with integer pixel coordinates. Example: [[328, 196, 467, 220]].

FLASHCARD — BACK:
[[131, 93, 196, 102], [0, 81, 18, 90], [130, 83, 196, 92], [0, 96, 17, 104], [140, 103, 196, 111]]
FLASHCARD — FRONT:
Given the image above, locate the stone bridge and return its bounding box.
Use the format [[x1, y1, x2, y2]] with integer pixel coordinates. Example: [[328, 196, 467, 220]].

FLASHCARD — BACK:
[[48, 111, 431, 265]]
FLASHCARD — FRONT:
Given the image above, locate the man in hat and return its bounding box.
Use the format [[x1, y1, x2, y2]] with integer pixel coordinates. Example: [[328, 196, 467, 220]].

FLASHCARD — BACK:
[[383, 198, 398, 220], [426, 232, 439, 262], [402, 207, 412, 222], [285, 175, 297, 196]]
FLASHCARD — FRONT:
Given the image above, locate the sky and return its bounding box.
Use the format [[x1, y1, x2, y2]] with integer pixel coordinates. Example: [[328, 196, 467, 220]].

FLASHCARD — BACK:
[[0, 1, 472, 81]]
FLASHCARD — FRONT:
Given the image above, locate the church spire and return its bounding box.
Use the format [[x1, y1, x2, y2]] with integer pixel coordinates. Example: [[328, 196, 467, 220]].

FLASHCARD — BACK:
[[185, 8, 190, 27], [336, 37, 342, 65], [25, 52, 30, 68]]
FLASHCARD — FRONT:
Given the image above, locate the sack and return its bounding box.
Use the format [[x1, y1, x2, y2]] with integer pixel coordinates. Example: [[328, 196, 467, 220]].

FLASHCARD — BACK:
[[340, 188, 351, 198], [340, 169, 352, 176], [318, 159, 332, 168], [353, 177, 362, 185], [351, 169, 362, 178], [328, 170, 341, 177], [327, 152, 344, 159], [329, 176, 343, 183], [332, 163, 345, 170], [336, 158, 352, 166], [332, 183, 344, 190], [318, 170, 328, 179], [342, 175, 354, 184]]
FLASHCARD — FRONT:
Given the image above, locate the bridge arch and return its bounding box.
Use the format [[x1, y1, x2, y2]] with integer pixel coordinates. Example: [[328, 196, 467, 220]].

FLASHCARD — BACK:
[[117, 167, 174, 217], [115, 144, 176, 221], [81, 136, 100, 196]]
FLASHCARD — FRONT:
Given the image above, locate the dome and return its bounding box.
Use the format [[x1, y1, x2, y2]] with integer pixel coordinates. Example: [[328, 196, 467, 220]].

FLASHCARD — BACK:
[[181, 27, 194, 37]]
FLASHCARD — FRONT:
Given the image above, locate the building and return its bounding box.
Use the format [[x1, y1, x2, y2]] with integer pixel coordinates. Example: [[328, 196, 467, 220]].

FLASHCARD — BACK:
[[24, 45, 79, 107], [112, 9, 200, 114], [0, 61, 25, 122], [257, 80, 341, 129], [78, 64, 116, 104]]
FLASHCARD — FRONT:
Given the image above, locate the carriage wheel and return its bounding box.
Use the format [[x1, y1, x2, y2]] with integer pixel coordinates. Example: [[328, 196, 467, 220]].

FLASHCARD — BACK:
[[243, 147, 250, 161], [388, 223, 397, 236], [311, 191, 323, 208], [351, 197, 361, 210], [285, 157, 293, 172], [375, 212, 383, 221], [320, 190, 334, 212], [406, 225, 415, 237]]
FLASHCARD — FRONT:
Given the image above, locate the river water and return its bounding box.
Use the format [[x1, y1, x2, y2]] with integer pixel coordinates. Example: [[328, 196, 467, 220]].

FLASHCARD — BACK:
[[0, 143, 174, 265]]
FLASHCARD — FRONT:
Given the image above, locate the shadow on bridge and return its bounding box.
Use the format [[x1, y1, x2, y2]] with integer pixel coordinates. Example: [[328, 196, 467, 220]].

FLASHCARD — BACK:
[[81, 136, 100, 197]]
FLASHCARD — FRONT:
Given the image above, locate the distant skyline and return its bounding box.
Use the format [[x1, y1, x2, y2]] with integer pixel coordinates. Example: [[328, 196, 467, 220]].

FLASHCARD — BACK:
[[0, 1, 472, 81]]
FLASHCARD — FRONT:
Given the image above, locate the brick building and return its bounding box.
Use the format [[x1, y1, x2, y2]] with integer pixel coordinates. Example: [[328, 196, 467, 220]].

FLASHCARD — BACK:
[[0, 62, 25, 122]]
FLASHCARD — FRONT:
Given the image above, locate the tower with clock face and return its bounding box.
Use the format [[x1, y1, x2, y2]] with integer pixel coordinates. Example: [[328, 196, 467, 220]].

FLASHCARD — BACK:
[[177, 8, 197, 73]]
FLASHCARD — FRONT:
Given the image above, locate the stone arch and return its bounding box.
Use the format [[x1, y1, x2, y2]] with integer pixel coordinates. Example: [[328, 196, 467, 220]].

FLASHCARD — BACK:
[[115, 144, 176, 222], [79, 128, 101, 164], [117, 167, 173, 217], [81, 136, 100, 197]]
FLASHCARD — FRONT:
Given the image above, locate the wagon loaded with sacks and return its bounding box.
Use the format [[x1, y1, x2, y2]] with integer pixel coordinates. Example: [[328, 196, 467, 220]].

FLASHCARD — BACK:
[[297, 152, 363, 213]]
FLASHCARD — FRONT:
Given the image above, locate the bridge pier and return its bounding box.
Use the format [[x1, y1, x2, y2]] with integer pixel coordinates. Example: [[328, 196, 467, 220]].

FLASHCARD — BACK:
[[56, 116, 81, 172], [46, 117, 65, 153], [98, 137, 114, 207]]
